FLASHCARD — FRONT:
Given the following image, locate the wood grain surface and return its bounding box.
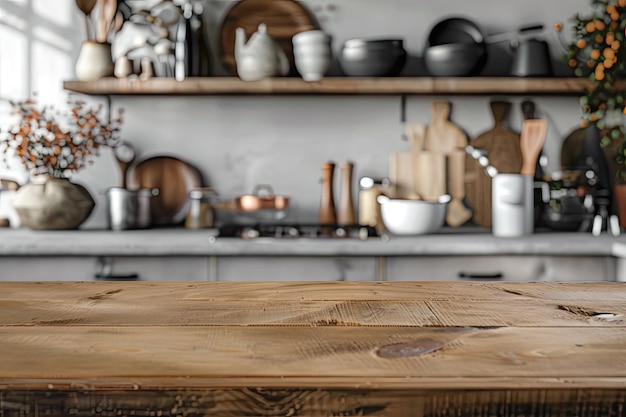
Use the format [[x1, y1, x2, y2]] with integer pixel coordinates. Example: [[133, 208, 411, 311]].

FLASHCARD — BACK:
[[1, 281, 626, 417], [63, 77, 592, 96]]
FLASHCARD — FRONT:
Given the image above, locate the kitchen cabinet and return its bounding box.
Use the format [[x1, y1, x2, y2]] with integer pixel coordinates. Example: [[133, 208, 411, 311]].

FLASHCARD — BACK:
[[385, 255, 617, 282], [0, 256, 211, 281], [215, 256, 378, 281]]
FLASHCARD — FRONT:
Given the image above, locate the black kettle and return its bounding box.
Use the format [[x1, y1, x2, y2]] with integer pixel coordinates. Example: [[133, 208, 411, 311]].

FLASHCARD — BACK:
[[510, 25, 553, 77]]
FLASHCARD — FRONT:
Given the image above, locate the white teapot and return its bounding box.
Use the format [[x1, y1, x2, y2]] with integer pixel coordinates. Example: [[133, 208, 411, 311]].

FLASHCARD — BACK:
[[235, 23, 289, 81]]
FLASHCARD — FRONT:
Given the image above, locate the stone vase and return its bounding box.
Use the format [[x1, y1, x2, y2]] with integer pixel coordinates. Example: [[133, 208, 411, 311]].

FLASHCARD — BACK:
[[13, 177, 95, 230], [75, 41, 114, 81]]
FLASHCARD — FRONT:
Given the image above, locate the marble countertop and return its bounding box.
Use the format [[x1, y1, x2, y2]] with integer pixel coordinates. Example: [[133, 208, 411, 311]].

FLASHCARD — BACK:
[[0, 228, 623, 257]]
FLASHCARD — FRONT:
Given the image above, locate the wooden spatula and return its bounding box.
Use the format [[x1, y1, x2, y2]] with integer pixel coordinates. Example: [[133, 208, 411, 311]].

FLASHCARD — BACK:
[[520, 120, 547, 176]]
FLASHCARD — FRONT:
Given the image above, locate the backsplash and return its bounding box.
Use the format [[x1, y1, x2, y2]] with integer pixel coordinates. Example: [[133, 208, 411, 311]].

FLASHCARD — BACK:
[[0, 0, 591, 228]]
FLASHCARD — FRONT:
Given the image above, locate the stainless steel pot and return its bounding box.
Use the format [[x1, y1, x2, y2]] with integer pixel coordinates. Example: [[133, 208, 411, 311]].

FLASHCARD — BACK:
[[106, 187, 158, 230]]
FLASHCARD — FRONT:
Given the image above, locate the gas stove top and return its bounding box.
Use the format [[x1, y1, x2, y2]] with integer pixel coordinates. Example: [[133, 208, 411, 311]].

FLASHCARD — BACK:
[[217, 223, 378, 240]]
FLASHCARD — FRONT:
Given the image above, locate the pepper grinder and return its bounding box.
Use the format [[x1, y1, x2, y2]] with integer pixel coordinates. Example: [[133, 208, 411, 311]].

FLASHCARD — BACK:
[[320, 162, 337, 224], [338, 161, 356, 225]]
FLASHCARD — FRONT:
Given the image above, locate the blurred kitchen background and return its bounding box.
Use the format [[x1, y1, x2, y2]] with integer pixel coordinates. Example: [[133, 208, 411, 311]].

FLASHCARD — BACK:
[[0, 0, 590, 228]]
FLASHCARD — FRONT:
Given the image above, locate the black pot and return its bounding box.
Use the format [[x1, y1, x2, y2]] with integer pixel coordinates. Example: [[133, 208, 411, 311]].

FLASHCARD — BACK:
[[339, 39, 407, 77], [423, 16, 488, 77]]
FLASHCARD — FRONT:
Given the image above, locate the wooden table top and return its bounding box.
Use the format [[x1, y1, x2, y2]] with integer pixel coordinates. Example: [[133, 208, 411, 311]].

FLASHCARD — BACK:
[[1, 281, 626, 417]]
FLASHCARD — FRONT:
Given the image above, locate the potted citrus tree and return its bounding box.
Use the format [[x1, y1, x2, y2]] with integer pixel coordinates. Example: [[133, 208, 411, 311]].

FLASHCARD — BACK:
[[0, 99, 122, 229], [558, 0, 626, 226]]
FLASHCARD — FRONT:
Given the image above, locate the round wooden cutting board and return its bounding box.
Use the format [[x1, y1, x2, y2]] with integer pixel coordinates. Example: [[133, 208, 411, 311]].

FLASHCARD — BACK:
[[219, 0, 318, 76], [127, 156, 203, 226]]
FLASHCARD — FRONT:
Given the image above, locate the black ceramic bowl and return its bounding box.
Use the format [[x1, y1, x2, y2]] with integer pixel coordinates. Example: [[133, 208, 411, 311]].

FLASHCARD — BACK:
[[423, 42, 487, 77], [339, 39, 407, 77]]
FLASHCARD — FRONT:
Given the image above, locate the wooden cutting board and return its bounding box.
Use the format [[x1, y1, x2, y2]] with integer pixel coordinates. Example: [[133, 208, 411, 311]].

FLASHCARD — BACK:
[[465, 101, 522, 228], [127, 156, 203, 226], [219, 0, 318, 76], [422, 102, 471, 226]]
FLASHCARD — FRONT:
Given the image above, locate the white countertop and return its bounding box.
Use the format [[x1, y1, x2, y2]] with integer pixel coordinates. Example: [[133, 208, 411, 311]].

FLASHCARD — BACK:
[[0, 228, 623, 257]]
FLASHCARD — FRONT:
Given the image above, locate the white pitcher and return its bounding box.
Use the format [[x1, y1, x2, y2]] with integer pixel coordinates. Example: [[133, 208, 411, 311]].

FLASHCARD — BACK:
[[235, 23, 289, 81]]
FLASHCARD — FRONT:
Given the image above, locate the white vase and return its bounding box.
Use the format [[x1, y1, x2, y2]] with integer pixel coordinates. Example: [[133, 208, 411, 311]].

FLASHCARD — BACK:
[[75, 41, 114, 81]]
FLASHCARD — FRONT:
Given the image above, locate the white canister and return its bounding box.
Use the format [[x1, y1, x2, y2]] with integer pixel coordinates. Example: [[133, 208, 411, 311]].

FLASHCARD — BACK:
[[492, 174, 534, 237]]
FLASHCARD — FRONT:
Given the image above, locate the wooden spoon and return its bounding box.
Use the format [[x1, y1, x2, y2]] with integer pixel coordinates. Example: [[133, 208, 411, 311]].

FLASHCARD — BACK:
[[75, 0, 97, 40], [520, 120, 548, 176]]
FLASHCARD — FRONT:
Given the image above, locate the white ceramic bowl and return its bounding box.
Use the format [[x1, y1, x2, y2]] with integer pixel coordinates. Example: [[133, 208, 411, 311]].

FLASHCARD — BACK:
[[293, 30, 330, 45], [377, 195, 450, 235], [294, 54, 331, 81]]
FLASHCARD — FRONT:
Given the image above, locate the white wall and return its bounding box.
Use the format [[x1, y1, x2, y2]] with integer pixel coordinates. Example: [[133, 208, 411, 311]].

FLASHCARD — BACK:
[[0, 0, 592, 227]]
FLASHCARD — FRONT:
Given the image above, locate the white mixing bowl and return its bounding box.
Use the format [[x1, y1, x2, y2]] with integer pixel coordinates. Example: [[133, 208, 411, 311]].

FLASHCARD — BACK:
[[377, 194, 450, 235]]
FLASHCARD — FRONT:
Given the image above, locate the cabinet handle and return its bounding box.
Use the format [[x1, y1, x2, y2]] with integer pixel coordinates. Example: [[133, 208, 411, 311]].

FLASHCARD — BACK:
[[458, 272, 504, 280], [94, 273, 139, 281], [95, 257, 139, 281]]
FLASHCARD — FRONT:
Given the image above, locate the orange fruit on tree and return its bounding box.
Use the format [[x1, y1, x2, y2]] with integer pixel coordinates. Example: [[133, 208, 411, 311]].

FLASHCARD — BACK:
[[577, 39, 587, 48], [586, 21, 596, 33], [568, 58, 577, 67], [620, 0, 626, 7], [607, 4, 617, 13], [604, 59, 614, 69], [588, 59, 596, 68], [611, 11, 620, 21], [604, 48, 616, 59], [554, 22, 563, 31], [591, 49, 601, 59], [612, 40, 621, 50], [596, 34, 604, 43], [606, 32, 615, 44], [611, 21, 619, 30], [581, 119, 589, 128], [595, 20, 606, 30]]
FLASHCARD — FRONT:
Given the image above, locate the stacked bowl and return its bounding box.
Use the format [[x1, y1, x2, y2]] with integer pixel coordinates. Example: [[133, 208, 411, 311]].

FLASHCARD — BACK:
[[292, 30, 332, 82]]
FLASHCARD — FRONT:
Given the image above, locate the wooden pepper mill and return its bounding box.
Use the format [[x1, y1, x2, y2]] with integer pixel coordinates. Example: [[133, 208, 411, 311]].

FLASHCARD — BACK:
[[319, 162, 337, 225], [338, 161, 356, 225]]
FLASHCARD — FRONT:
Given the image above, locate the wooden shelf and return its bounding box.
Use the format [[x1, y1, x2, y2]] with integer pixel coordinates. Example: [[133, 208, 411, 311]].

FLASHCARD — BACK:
[[63, 76, 591, 96]]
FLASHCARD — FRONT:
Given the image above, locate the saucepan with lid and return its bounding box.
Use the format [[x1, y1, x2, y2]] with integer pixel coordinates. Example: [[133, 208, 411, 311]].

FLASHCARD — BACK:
[[214, 184, 291, 222]]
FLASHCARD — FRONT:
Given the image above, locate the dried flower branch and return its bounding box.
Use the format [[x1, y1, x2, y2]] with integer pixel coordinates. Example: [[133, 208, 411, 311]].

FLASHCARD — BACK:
[[0, 100, 123, 178]]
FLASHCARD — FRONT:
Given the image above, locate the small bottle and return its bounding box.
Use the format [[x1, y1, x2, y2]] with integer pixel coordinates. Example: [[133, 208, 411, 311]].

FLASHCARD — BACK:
[[358, 176, 390, 235], [185, 188, 217, 229]]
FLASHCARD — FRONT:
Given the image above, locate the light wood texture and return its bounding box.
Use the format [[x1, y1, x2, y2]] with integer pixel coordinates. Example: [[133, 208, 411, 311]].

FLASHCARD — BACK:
[[1, 282, 626, 417], [408, 123, 426, 200], [422, 103, 470, 226], [219, 0, 317, 76], [389, 152, 413, 199], [466, 101, 523, 228], [521, 119, 548, 176], [63, 77, 595, 96], [414, 151, 446, 201], [447, 150, 473, 227]]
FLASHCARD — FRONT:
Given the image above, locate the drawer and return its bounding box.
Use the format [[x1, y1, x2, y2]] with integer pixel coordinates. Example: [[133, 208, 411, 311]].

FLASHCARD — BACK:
[[385, 255, 616, 282], [0, 256, 210, 281], [216, 256, 377, 281]]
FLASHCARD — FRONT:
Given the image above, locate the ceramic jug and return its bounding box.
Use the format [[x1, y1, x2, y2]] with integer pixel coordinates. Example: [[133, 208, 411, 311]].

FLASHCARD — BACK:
[[235, 23, 289, 81]]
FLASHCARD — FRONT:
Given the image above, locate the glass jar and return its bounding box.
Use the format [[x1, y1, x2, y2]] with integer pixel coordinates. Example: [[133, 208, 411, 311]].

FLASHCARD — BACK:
[[185, 187, 218, 229]]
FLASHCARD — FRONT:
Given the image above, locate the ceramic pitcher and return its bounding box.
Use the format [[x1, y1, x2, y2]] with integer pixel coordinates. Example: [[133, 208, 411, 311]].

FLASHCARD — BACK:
[[235, 23, 289, 81]]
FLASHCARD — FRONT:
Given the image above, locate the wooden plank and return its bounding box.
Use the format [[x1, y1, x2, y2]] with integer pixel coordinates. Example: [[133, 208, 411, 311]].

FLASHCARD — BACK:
[[1, 388, 625, 417], [1, 297, 625, 327], [3, 281, 626, 303], [1, 326, 625, 381], [2, 282, 626, 416], [62, 77, 593, 96]]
